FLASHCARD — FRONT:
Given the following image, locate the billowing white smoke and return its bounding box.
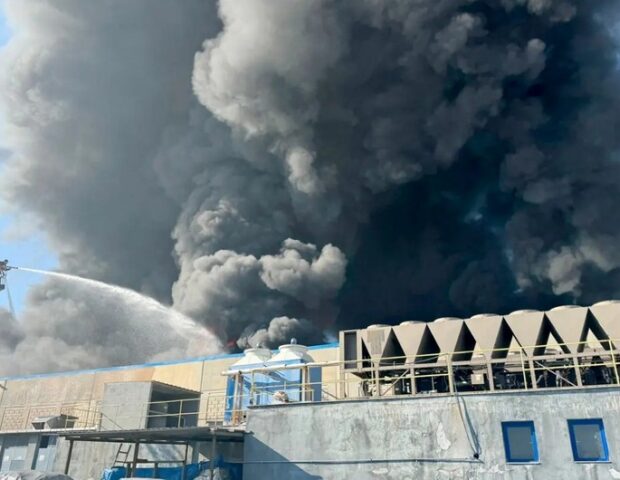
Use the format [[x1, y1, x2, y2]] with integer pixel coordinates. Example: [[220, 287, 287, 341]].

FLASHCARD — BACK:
[[1, 0, 620, 374], [0, 283, 223, 377]]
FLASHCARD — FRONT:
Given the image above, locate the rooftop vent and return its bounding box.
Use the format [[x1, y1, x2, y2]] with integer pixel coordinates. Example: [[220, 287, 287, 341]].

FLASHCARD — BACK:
[[32, 414, 77, 430]]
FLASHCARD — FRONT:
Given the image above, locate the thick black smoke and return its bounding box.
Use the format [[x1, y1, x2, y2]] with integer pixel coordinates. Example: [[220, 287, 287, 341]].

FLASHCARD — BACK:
[[1, 0, 620, 373]]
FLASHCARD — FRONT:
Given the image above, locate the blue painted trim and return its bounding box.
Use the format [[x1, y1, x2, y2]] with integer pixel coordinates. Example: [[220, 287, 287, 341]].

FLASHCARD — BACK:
[[501, 421, 539, 463], [308, 342, 339, 351], [567, 418, 609, 462], [0, 342, 339, 381]]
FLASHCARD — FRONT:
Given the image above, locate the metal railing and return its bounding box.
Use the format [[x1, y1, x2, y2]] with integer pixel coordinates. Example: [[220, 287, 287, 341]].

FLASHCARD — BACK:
[[220, 337, 620, 423], [0, 392, 238, 433], [98, 393, 233, 430], [1, 338, 618, 431], [0, 401, 100, 432]]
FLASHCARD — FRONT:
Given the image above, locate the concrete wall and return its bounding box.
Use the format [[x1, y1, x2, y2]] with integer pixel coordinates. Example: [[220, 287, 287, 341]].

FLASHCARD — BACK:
[[56, 435, 119, 480], [100, 382, 152, 430], [244, 387, 620, 480], [0, 433, 39, 472]]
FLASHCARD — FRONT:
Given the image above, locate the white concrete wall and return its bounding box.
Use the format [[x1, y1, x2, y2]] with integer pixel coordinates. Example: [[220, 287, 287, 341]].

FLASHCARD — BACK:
[[244, 387, 620, 480]]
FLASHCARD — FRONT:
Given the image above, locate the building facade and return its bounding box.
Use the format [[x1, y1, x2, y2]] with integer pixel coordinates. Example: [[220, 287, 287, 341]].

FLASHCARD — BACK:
[[0, 301, 619, 479]]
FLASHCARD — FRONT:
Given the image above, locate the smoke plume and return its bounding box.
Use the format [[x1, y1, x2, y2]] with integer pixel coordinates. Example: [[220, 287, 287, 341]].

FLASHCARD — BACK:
[[1, 0, 620, 374]]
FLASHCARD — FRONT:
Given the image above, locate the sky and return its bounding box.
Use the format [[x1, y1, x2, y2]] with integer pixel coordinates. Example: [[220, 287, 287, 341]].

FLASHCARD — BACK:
[[0, 1, 57, 315]]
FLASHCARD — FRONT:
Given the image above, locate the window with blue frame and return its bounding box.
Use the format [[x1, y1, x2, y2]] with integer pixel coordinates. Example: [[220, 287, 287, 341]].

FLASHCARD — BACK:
[[501, 421, 539, 463], [567, 419, 609, 462]]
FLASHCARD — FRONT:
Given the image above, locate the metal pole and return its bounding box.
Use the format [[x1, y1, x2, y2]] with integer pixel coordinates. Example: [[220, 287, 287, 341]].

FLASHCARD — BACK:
[[64, 440, 74, 475], [609, 341, 620, 385], [209, 429, 218, 479], [233, 372, 241, 424], [181, 442, 189, 480], [447, 356, 455, 394], [486, 360, 495, 392], [250, 371, 256, 407], [303, 365, 309, 401], [0, 380, 7, 427], [519, 348, 528, 391], [572, 355, 583, 387], [178, 399, 183, 428], [528, 359, 538, 389], [131, 442, 140, 477]]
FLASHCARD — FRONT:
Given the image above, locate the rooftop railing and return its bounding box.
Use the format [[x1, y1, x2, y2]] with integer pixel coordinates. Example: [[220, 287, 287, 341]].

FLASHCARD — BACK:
[[0, 401, 100, 432], [0, 338, 618, 431], [220, 337, 620, 425]]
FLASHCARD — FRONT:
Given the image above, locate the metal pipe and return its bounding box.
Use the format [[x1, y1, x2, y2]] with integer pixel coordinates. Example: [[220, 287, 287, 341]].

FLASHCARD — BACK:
[[131, 442, 140, 477], [240, 457, 482, 465], [64, 439, 74, 475], [209, 429, 218, 479], [181, 443, 189, 480]]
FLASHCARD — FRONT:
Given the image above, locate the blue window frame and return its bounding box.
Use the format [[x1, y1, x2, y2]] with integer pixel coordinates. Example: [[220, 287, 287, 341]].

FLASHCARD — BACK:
[[501, 421, 539, 463], [567, 419, 609, 462]]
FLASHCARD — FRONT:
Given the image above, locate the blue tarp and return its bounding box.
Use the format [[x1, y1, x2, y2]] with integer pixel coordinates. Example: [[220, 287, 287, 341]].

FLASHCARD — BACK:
[[101, 468, 124, 480], [101, 458, 241, 480], [212, 456, 242, 480], [101, 462, 206, 480]]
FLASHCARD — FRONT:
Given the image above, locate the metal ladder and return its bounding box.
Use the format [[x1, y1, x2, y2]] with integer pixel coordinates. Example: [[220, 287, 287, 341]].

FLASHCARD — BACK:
[[113, 443, 132, 469]]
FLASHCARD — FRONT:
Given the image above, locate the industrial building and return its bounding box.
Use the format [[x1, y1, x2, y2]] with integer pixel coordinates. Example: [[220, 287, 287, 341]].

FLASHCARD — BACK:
[[1, 301, 620, 479]]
